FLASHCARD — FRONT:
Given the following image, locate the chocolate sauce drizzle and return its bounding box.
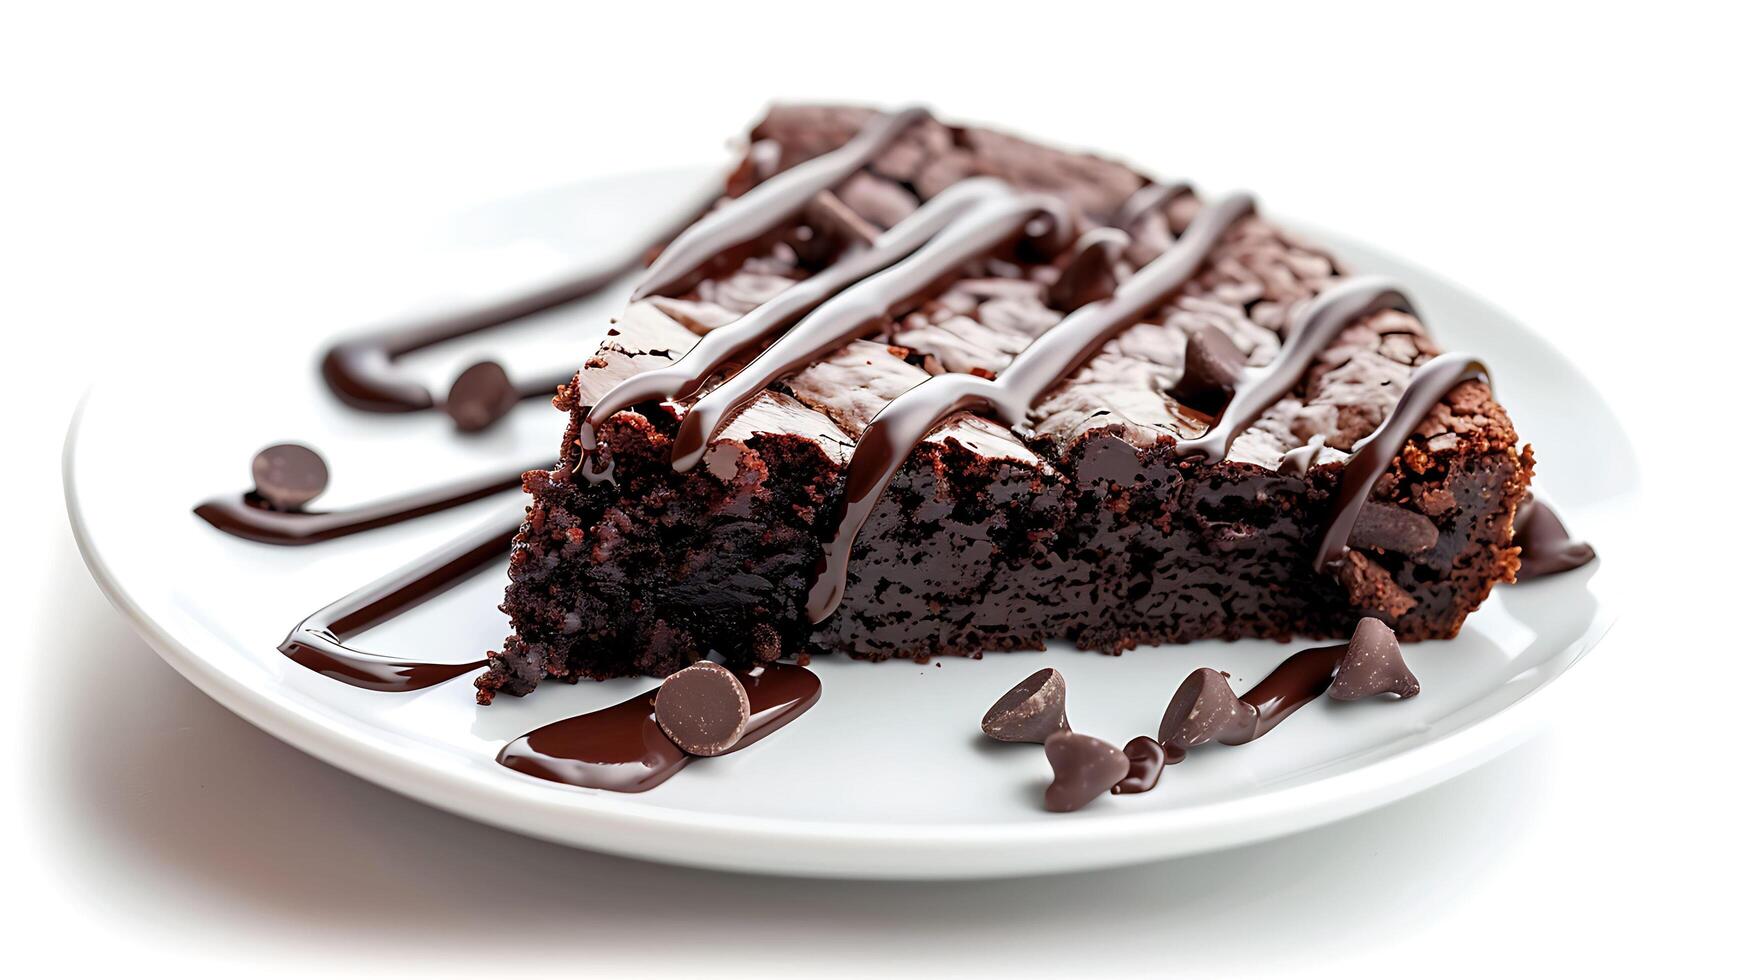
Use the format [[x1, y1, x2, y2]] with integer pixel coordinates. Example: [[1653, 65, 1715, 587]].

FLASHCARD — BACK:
[[1313, 352, 1491, 569], [218, 108, 931, 717], [319, 223, 691, 418], [277, 511, 521, 691], [195, 460, 541, 545], [631, 107, 930, 303], [1106, 643, 1351, 800], [496, 662, 821, 792], [1236, 643, 1347, 740], [1173, 276, 1415, 460], [577, 177, 1014, 458], [803, 192, 1258, 622], [312, 104, 929, 420], [1113, 181, 1191, 233], [669, 189, 1070, 471]]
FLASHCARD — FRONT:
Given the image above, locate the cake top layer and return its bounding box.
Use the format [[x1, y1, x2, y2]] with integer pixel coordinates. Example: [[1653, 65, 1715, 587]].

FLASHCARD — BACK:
[[580, 104, 1514, 481]]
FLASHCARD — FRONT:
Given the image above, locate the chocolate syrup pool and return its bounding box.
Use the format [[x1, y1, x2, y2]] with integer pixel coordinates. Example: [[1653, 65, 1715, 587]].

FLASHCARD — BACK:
[[496, 663, 821, 792]]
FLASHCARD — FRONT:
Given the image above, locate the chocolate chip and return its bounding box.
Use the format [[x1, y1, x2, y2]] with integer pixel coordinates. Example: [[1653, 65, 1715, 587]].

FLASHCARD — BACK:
[[1046, 228, 1127, 310], [1158, 667, 1259, 752], [250, 443, 328, 512], [1043, 731, 1129, 812], [1329, 617, 1420, 700], [1174, 325, 1247, 403], [1349, 501, 1439, 556], [444, 360, 520, 432], [654, 662, 750, 756], [980, 667, 1069, 743], [1111, 735, 1169, 795]]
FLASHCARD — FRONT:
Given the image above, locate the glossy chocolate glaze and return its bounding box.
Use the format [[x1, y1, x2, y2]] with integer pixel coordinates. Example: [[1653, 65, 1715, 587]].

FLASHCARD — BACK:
[[1112, 735, 1175, 794], [1240, 644, 1346, 739], [1173, 276, 1415, 460], [195, 460, 541, 545], [804, 192, 1257, 622], [496, 662, 821, 792], [668, 189, 1070, 472], [577, 177, 1012, 460], [1313, 352, 1491, 569], [277, 513, 520, 691]]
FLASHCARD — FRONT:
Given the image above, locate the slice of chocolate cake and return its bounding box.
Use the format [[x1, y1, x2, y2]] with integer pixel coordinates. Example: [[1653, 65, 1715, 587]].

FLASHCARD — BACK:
[[476, 105, 1530, 703]]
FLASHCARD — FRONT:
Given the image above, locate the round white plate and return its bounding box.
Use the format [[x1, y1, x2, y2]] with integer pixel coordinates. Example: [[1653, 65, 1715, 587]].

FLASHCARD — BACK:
[[64, 167, 1636, 879]]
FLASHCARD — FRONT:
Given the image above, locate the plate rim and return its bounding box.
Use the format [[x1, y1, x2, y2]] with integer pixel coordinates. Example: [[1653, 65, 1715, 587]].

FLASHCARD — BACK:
[[60, 173, 1637, 879]]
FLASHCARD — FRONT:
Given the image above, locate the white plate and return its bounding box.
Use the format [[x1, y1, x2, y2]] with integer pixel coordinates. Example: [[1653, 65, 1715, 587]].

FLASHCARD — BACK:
[[64, 167, 1637, 879]]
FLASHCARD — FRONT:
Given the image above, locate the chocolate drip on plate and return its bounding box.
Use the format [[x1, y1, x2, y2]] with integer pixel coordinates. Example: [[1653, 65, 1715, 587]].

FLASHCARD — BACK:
[[633, 107, 931, 302], [1157, 644, 1346, 758], [1112, 736, 1172, 795], [578, 178, 1012, 459], [277, 510, 523, 691], [804, 192, 1257, 622], [1313, 352, 1491, 569], [496, 662, 821, 793], [669, 188, 1071, 471], [195, 460, 541, 545], [1512, 493, 1598, 579], [1240, 644, 1346, 739], [319, 218, 695, 417]]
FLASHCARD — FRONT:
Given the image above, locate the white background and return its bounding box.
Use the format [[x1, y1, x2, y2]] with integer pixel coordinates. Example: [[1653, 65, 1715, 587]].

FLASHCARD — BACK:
[[4, 2, 1745, 975]]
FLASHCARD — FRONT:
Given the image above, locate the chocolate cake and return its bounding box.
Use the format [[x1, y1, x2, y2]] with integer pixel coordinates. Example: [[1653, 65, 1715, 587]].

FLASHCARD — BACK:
[[475, 105, 1531, 703]]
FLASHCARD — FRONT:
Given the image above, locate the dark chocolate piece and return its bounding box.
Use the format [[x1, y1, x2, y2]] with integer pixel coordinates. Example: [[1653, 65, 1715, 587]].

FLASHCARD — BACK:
[[654, 662, 752, 756], [1329, 616, 1420, 700], [1172, 324, 1246, 403], [1042, 731, 1129, 812], [1046, 228, 1127, 310], [1158, 667, 1260, 751], [980, 667, 1069, 743], [1112, 735, 1171, 795], [1512, 494, 1598, 579], [444, 360, 522, 433], [1348, 501, 1439, 556], [250, 443, 328, 512]]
